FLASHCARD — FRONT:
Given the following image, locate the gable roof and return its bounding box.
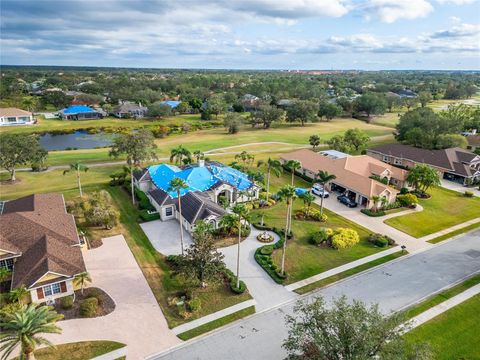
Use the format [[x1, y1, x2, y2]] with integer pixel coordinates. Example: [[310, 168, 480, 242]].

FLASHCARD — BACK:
[[113, 102, 148, 113], [0, 108, 32, 117], [61, 105, 96, 114], [160, 100, 181, 108], [280, 149, 405, 199], [0, 193, 86, 289], [179, 192, 226, 224]]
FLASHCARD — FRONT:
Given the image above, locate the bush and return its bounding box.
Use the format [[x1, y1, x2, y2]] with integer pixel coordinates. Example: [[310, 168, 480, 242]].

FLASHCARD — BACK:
[[309, 228, 330, 246], [400, 187, 409, 194], [139, 209, 160, 222], [361, 208, 386, 217], [186, 298, 202, 312], [367, 233, 395, 247], [60, 296, 73, 310], [260, 245, 274, 255], [87, 288, 103, 305], [464, 191, 474, 198], [79, 297, 98, 317], [135, 188, 155, 211], [397, 193, 418, 207], [331, 228, 360, 250], [0, 302, 22, 320], [230, 279, 247, 294]]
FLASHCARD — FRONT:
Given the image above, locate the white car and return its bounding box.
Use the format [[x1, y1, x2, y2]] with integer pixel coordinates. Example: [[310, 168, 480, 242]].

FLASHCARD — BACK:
[[311, 184, 330, 198]]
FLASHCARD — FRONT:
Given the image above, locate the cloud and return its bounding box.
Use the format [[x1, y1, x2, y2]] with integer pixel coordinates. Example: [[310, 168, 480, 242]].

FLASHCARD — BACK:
[[430, 23, 480, 38], [436, 0, 477, 4], [360, 0, 434, 23]]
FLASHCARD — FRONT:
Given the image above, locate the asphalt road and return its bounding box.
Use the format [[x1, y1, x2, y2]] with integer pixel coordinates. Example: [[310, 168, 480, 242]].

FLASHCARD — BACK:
[[149, 229, 480, 360]]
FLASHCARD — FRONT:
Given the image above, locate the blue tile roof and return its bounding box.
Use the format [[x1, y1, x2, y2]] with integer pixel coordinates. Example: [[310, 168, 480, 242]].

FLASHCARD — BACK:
[[160, 100, 181, 108], [62, 105, 95, 114], [148, 163, 252, 198]]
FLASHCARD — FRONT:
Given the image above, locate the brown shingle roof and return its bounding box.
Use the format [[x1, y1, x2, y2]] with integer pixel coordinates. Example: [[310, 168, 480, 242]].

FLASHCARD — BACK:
[[0, 193, 86, 289], [466, 135, 480, 146]]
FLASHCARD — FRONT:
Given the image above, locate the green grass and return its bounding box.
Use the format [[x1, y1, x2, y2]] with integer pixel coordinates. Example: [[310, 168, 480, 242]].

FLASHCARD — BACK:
[[403, 294, 480, 360], [404, 274, 480, 320], [427, 222, 480, 244], [295, 250, 407, 294], [177, 305, 256, 341], [385, 187, 480, 238], [13, 341, 125, 360]]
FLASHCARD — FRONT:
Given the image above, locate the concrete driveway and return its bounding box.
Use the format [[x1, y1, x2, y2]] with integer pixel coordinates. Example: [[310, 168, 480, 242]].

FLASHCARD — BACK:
[[140, 220, 193, 255], [47, 235, 180, 359], [150, 229, 480, 360], [441, 179, 480, 197]]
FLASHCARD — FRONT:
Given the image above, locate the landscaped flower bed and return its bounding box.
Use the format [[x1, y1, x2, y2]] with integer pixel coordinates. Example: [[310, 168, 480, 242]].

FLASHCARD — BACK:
[[53, 287, 115, 320], [256, 231, 274, 243]]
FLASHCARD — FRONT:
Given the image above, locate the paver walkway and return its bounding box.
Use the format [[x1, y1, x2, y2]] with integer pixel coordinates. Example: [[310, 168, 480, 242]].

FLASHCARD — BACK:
[[46, 235, 180, 359]]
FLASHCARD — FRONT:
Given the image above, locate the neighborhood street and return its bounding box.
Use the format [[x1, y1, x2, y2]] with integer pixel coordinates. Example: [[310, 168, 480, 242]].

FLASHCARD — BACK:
[[149, 229, 480, 360]]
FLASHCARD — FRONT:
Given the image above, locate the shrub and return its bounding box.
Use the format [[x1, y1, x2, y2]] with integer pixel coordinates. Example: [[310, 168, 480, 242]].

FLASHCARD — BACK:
[[87, 288, 103, 305], [60, 296, 73, 310], [260, 245, 274, 255], [135, 188, 155, 211], [230, 279, 247, 294], [464, 191, 474, 198], [331, 228, 360, 250], [139, 209, 160, 222], [368, 233, 395, 247], [400, 187, 409, 194], [306, 208, 328, 222], [397, 193, 418, 207], [79, 297, 98, 317], [361, 209, 386, 217], [186, 298, 202, 312], [0, 302, 22, 320], [309, 228, 330, 246]]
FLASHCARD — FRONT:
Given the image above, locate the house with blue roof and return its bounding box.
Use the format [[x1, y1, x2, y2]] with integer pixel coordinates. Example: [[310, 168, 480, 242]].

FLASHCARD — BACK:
[[134, 160, 260, 233], [160, 100, 182, 109], [58, 105, 103, 120]]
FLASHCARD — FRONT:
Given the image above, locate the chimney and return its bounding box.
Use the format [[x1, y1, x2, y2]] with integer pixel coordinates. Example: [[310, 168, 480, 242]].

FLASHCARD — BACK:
[[472, 129, 477, 135], [198, 159, 205, 167]]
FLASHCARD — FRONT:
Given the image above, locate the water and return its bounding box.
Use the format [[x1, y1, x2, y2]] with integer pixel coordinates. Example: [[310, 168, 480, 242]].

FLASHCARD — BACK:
[[39, 130, 117, 151]]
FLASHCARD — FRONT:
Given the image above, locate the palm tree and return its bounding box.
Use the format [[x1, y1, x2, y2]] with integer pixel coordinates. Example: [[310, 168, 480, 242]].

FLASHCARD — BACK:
[[0, 303, 63, 360], [285, 160, 302, 186], [232, 204, 249, 289], [123, 165, 136, 205], [170, 145, 191, 165], [371, 195, 380, 212], [316, 170, 337, 217], [9, 286, 29, 305], [63, 162, 89, 197], [278, 185, 296, 276], [193, 150, 204, 162], [73, 272, 91, 295], [257, 158, 282, 203], [301, 192, 315, 217], [169, 177, 189, 255]]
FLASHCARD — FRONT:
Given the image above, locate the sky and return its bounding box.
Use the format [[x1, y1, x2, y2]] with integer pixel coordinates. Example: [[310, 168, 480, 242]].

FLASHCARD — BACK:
[[1, 0, 479, 70]]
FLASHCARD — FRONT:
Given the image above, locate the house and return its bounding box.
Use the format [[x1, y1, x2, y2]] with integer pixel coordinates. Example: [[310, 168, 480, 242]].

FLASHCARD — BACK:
[[277, 99, 294, 108], [0, 108, 34, 126], [112, 101, 148, 118], [466, 135, 480, 152], [395, 89, 417, 98], [241, 94, 261, 111], [160, 100, 182, 109], [0, 194, 86, 304], [367, 144, 480, 185], [134, 160, 261, 232], [280, 149, 408, 208], [58, 105, 103, 120]]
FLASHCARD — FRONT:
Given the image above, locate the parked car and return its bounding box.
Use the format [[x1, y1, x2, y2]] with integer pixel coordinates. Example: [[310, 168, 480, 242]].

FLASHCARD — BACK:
[[311, 184, 330, 198], [337, 195, 357, 208]]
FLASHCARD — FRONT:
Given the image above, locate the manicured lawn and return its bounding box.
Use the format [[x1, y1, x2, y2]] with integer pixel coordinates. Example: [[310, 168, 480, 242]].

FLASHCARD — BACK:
[[404, 274, 480, 319], [251, 174, 391, 284], [13, 341, 125, 360], [403, 294, 480, 360], [295, 250, 407, 294], [427, 222, 480, 244], [177, 306, 256, 341], [385, 187, 480, 238]]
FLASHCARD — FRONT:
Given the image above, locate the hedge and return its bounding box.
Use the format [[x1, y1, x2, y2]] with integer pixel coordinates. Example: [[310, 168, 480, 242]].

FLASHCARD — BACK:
[[134, 188, 156, 211], [361, 208, 386, 217], [139, 209, 160, 222]]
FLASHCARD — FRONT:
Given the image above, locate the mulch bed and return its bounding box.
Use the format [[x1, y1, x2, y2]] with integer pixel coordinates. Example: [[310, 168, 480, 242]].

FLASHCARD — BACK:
[[54, 287, 115, 321]]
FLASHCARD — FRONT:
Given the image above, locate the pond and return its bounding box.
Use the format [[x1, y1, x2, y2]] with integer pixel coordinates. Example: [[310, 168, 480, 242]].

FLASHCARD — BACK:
[[39, 131, 117, 151]]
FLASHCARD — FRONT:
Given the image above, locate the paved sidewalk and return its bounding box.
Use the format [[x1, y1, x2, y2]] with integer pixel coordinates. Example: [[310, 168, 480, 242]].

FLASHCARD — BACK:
[[171, 299, 257, 335], [406, 283, 480, 331], [419, 218, 480, 242], [285, 247, 401, 291]]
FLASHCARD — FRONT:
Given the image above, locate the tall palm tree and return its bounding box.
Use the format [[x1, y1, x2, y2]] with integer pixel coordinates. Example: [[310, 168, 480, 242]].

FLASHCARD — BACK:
[[257, 158, 282, 203], [193, 150, 204, 162], [278, 185, 296, 276], [9, 286, 29, 305], [232, 204, 249, 289], [316, 170, 337, 217], [371, 195, 380, 212], [170, 145, 191, 165], [301, 192, 315, 217], [169, 177, 189, 255], [73, 272, 92, 295], [123, 165, 137, 205], [0, 304, 63, 360], [63, 162, 89, 197], [285, 160, 302, 186]]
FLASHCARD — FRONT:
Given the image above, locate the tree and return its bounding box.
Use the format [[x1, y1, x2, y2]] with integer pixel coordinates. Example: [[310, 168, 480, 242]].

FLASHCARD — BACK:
[[83, 191, 119, 229], [336, 96, 353, 117], [300, 192, 315, 217], [287, 100, 318, 126], [169, 177, 188, 255], [407, 164, 441, 195], [73, 272, 91, 295], [258, 105, 285, 128], [207, 94, 227, 118], [0, 304, 63, 360], [9, 286, 29, 305], [278, 185, 296, 275], [232, 204, 249, 289], [0, 134, 47, 181], [147, 102, 172, 118], [316, 170, 336, 217], [170, 145, 192, 165], [21, 96, 40, 112], [435, 134, 468, 149], [109, 129, 157, 204], [343, 128, 370, 152], [385, 95, 401, 112], [63, 162, 89, 197], [418, 91, 432, 107], [327, 135, 350, 153], [283, 296, 418, 360], [189, 98, 202, 111], [224, 112, 243, 134], [41, 91, 72, 109], [309, 135, 321, 150], [193, 150, 204, 162], [403, 97, 419, 111], [354, 93, 387, 121], [235, 151, 255, 169], [318, 102, 341, 121], [284, 160, 302, 186], [257, 158, 282, 203], [179, 221, 225, 287]]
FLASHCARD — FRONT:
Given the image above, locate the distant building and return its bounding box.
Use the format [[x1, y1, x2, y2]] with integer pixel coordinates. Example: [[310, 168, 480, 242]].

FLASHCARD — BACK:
[[241, 94, 261, 111], [160, 100, 182, 109], [112, 101, 148, 118], [396, 89, 417, 98], [276, 99, 294, 108], [58, 105, 103, 120], [466, 134, 480, 152], [0, 108, 34, 126]]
